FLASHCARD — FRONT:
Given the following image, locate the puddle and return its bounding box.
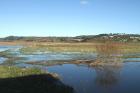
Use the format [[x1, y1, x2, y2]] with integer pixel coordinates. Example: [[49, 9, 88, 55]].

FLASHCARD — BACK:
[[0, 57, 7, 64]]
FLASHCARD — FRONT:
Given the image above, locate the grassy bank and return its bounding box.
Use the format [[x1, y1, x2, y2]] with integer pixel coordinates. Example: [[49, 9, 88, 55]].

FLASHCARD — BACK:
[[0, 66, 46, 78], [0, 66, 74, 93]]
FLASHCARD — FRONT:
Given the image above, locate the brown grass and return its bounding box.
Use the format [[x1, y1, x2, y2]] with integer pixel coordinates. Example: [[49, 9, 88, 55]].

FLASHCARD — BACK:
[[95, 41, 122, 56], [0, 41, 140, 53]]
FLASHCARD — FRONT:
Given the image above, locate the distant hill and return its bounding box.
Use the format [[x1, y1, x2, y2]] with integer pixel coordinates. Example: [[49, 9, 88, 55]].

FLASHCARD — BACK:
[[0, 33, 140, 42]]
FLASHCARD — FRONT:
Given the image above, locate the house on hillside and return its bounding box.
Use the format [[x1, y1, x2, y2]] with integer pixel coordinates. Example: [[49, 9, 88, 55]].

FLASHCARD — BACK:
[[71, 39, 85, 42]]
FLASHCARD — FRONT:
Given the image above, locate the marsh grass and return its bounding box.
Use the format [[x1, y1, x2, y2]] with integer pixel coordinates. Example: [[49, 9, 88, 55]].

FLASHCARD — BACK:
[[0, 50, 25, 65], [20, 43, 97, 54], [0, 50, 14, 58], [17, 42, 140, 54], [92, 41, 124, 66], [0, 41, 140, 53], [95, 41, 122, 56], [121, 43, 140, 53]]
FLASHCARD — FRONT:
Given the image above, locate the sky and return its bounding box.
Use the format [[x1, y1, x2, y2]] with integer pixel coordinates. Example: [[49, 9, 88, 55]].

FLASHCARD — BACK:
[[0, 0, 140, 37]]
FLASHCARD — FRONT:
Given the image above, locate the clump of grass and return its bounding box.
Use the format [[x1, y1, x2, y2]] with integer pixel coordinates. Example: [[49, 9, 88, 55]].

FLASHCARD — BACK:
[[0, 50, 14, 58], [95, 41, 122, 56], [0, 50, 24, 65], [93, 41, 123, 65], [0, 66, 46, 78]]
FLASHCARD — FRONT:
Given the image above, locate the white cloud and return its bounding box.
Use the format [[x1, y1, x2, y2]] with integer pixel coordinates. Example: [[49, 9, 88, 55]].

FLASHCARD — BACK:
[[80, 0, 89, 5]]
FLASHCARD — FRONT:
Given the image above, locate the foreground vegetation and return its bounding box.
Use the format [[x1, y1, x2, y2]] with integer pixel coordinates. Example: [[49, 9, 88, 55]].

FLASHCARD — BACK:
[[0, 66, 73, 93], [0, 66, 46, 78]]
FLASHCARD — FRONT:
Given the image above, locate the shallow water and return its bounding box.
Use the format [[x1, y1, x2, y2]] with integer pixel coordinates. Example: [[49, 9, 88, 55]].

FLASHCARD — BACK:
[[47, 63, 140, 93], [19, 53, 96, 62], [1, 45, 140, 93], [0, 45, 22, 52], [0, 57, 7, 64], [0, 45, 96, 65]]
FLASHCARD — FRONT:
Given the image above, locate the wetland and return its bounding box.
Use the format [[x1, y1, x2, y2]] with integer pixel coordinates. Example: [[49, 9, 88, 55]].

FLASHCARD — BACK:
[[0, 42, 140, 93]]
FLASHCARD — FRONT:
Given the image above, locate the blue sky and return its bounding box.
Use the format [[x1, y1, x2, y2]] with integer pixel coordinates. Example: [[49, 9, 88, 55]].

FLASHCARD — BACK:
[[0, 0, 140, 37]]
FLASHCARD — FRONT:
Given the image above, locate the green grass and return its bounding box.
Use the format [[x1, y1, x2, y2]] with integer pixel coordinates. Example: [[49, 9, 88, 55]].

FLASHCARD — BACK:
[[0, 66, 73, 93], [0, 66, 46, 78], [0, 50, 14, 58], [0, 50, 25, 65]]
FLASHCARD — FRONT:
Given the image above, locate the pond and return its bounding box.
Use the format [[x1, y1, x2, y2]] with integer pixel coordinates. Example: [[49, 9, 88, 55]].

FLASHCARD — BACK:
[[0, 45, 140, 93], [47, 62, 140, 93]]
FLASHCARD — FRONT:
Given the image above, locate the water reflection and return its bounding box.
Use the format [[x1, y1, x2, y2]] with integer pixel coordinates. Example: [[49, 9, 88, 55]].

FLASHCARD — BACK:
[[93, 48, 123, 93], [95, 64, 122, 87]]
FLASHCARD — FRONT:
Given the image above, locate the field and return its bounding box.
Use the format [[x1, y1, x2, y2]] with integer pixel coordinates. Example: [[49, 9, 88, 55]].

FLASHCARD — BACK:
[[9, 41, 140, 54]]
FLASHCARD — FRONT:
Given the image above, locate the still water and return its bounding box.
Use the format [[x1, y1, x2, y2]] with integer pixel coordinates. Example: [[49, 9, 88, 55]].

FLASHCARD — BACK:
[[0, 45, 140, 93], [47, 63, 140, 93]]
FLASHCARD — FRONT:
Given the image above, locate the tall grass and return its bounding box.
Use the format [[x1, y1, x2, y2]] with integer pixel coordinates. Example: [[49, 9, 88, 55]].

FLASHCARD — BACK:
[[93, 41, 123, 65], [95, 41, 122, 57]]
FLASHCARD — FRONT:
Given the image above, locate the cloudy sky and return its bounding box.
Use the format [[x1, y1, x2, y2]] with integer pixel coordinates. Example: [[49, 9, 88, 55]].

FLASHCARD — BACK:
[[0, 0, 140, 37]]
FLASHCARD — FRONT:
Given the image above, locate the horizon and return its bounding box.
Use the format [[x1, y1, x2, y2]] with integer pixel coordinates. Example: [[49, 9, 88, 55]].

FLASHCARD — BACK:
[[0, 33, 140, 38], [0, 0, 140, 37]]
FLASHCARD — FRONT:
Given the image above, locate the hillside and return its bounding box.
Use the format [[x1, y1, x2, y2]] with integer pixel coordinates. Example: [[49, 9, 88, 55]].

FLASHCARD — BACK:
[[0, 33, 140, 42]]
